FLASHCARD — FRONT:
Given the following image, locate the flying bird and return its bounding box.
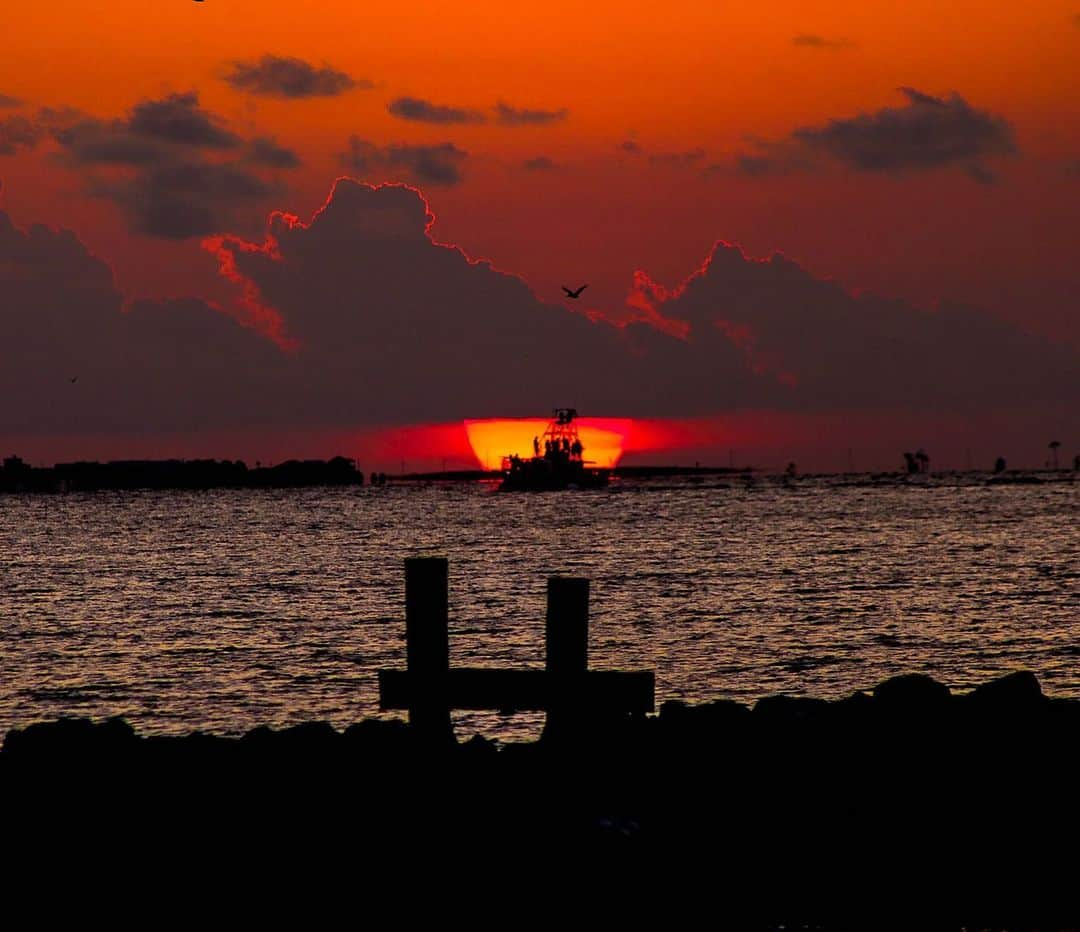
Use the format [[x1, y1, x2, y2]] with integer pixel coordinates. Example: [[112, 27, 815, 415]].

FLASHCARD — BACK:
[[69, 376, 78, 383], [562, 284, 588, 299]]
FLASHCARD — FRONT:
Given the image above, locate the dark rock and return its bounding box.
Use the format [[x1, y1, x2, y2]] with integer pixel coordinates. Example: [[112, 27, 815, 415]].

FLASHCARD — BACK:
[[342, 718, 413, 750], [3, 716, 137, 759], [965, 670, 1043, 708], [659, 698, 750, 728], [753, 694, 830, 724], [872, 673, 951, 711]]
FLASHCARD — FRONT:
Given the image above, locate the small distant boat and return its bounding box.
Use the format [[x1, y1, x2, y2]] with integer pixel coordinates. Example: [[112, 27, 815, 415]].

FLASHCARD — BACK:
[[499, 408, 610, 491]]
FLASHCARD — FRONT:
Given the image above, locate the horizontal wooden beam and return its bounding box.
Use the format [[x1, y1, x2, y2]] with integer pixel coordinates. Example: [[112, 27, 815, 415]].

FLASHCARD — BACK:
[[378, 668, 654, 714]]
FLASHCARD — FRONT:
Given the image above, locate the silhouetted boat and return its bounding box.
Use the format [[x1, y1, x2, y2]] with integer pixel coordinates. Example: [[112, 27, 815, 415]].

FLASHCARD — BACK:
[[499, 408, 610, 491]]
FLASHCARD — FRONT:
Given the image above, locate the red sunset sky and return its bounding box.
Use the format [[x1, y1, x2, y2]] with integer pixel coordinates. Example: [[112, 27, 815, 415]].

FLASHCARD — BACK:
[[1, 1, 1077, 471]]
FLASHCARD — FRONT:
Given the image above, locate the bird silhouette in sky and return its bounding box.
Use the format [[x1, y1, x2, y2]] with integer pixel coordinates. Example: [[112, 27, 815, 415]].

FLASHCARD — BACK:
[[562, 284, 588, 299], [70, 376, 78, 383]]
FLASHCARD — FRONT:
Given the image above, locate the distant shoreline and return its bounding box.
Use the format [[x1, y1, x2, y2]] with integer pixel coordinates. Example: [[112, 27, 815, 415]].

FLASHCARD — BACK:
[[0, 454, 365, 493], [2, 453, 1075, 493]]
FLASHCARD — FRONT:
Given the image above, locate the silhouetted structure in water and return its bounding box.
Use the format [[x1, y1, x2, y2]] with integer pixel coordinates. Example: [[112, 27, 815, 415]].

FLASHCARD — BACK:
[[1049, 440, 1061, 470], [903, 449, 930, 474], [0, 455, 364, 493], [378, 558, 654, 742], [500, 408, 609, 491], [994, 456, 1007, 473]]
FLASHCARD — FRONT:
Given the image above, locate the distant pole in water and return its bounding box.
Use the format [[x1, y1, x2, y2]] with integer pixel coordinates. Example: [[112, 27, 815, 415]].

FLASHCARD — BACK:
[[1049, 440, 1060, 470]]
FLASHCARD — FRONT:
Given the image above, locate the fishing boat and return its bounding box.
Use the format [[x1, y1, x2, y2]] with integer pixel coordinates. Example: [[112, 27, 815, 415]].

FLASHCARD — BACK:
[[499, 408, 610, 491]]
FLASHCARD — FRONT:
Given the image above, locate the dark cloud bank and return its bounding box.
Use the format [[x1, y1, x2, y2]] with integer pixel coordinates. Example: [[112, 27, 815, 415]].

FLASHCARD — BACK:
[[222, 55, 365, 98], [1, 179, 1074, 443], [387, 97, 485, 125], [0, 114, 42, 155], [341, 138, 467, 186], [733, 88, 1017, 182], [386, 97, 568, 126], [49, 92, 299, 238]]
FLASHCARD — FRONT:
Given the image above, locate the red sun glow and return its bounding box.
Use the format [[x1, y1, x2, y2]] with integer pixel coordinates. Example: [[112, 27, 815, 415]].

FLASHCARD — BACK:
[[464, 418, 633, 470]]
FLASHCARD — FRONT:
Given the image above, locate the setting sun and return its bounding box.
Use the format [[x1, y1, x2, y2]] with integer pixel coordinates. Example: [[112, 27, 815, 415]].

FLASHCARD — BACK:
[[464, 417, 632, 470]]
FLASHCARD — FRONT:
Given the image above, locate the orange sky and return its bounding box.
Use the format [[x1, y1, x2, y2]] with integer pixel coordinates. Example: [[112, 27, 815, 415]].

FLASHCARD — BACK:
[[1, 1, 1077, 468], [3, 1, 1078, 342]]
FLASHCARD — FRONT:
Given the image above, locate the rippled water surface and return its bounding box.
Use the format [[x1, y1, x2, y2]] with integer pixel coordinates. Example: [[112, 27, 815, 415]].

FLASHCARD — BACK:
[[1, 475, 1076, 741]]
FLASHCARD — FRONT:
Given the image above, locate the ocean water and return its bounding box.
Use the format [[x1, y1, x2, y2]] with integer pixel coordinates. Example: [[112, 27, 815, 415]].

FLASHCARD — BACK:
[[1, 474, 1076, 742]]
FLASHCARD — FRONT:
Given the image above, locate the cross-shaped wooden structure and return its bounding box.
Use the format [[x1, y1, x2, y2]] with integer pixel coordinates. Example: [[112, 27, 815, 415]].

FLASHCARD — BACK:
[[378, 558, 655, 740]]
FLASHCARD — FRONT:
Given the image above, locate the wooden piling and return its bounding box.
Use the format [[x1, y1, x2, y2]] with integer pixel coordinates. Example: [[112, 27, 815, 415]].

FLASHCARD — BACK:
[[379, 561, 653, 742], [546, 577, 589, 738], [404, 557, 452, 741]]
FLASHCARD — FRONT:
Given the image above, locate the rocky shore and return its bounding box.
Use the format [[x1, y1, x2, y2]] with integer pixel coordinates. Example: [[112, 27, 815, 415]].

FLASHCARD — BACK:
[[4, 670, 1078, 927]]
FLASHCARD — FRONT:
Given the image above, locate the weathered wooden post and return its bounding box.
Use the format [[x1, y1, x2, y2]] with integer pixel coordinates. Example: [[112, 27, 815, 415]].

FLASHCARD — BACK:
[[545, 577, 589, 739], [405, 557, 453, 742], [380, 561, 653, 740]]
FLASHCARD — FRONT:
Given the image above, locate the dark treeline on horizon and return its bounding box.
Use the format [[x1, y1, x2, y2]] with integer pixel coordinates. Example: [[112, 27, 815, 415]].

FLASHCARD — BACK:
[[0, 454, 364, 493]]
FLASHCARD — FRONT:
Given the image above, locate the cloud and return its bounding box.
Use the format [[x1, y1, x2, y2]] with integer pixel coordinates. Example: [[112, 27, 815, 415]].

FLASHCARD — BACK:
[[0, 210, 288, 435], [723, 136, 815, 178], [523, 156, 556, 171], [733, 88, 1017, 181], [247, 136, 301, 168], [616, 140, 708, 167], [385, 98, 569, 127], [50, 92, 290, 238], [732, 154, 781, 177], [2, 182, 1074, 447], [387, 97, 486, 125], [796, 87, 1017, 174], [54, 118, 166, 165], [494, 101, 568, 126], [649, 148, 706, 167], [341, 138, 468, 186], [128, 92, 240, 149], [0, 114, 42, 155], [792, 34, 854, 50], [209, 180, 1074, 418], [624, 241, 1076, 411], [95, 162, 277, 239], [0, 94, 21, 108], [223, 55, 364, 98]]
